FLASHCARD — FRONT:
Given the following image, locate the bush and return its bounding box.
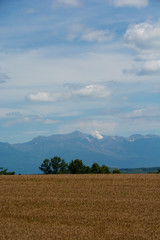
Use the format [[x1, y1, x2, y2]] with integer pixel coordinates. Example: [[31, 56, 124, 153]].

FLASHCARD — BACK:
[[112, 169, 121, 174]]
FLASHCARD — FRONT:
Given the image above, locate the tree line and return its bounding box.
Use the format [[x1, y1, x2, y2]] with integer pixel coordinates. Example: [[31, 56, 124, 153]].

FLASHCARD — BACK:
[[39, 156, 121, 174], [0, 167, 15, 175]]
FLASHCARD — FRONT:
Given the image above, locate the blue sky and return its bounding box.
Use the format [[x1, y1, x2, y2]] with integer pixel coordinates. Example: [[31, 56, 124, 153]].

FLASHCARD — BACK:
[[0, 0, 160, 143]]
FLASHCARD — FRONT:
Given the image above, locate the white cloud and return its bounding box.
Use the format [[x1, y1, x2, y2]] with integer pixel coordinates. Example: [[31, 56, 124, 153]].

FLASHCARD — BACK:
[[124, 22, 160, 51], [91, 130, 103, 140], [27, 84, 111, 103], [27, 92, 61, 102], [124, 60, 160, 76], [112, 0, 149, 8], [81, 29, 114, 43], [124, 21, 160, 76], [137, 60, 160, 75], [67, 25, 114, 43], [125, 107, 160, 119], [52, 0, 81, 8], [72, 85, 112, 98], [127, 108, 146, 118]]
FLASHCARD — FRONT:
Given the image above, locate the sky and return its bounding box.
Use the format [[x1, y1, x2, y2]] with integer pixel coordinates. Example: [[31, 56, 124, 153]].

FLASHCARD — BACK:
[[0, 0, 160, 143]]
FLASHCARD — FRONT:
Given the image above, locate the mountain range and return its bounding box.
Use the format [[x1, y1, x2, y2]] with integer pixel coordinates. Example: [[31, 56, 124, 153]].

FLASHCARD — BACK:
[[0, 131, 160, 174]]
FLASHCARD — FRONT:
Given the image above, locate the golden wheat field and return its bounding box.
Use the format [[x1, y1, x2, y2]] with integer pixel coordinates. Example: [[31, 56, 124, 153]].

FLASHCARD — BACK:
[[0, 174, 160, 240]]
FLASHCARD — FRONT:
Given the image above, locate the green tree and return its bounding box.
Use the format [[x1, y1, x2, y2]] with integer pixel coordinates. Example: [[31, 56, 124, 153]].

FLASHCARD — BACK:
[[112, 169, 121, 174], [90, 163, 110, 174], [39, 159, 52, 174], [68, 159, 86, 174], [101, 165, 111, 174], [39, 157, 68, 174], [84, 166, 92, 174], [91, 162, 102, 174], [50, 156, 68, 174]]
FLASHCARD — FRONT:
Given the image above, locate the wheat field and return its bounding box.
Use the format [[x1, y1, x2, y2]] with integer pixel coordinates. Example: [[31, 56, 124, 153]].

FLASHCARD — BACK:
[[0, 174, 160, 240]]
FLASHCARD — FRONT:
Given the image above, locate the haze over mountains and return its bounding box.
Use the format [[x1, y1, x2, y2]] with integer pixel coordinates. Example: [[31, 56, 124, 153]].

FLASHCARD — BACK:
[[0, 131, 160, 174]]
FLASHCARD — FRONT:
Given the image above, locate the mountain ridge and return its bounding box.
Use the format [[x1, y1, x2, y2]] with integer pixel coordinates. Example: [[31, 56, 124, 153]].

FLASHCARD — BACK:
[[0, 131, 160, 174]]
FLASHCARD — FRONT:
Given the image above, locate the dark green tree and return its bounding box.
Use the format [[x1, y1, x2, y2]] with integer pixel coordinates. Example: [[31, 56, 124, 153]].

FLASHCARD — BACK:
[[39, 157, 68, 174], [91, 162, 102, 174], [50, 156, 68, 174], [39, 159, 52, 174], [112, 169, 121, 174], [101, 165, 111, 174], [84, 166, 92, 174], [68, 159, 86, 174]]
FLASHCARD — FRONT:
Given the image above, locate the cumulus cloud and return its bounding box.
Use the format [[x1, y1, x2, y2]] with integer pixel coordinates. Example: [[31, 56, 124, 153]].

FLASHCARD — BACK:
[[27, 92, 61, 102], [124, 60, 160, 76], [137, 60, 160, 75], [72, 85, 112, 98], [81, 29, 114, 43], [112, 0, 149, 8], [91, 130, 103, 140], [67, 25, 113, 43], [124, 21, 160, 76], [124, 22, 160, 51], [52, 0, 81, 8], [27, 84, 111, 103]]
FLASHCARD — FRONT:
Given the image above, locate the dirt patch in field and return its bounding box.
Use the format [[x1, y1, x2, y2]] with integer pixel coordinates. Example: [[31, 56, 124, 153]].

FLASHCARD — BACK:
[[0, 174, 160, 240]]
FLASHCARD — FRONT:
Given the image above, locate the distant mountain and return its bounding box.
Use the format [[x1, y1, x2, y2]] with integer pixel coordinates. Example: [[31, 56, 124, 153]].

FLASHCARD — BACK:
[[120, 167, 160, 174], [0, 131, 160, 174]]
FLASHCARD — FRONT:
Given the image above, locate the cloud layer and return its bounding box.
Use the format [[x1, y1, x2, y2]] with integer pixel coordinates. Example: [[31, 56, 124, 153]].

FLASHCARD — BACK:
[[67, 25, 114, 43], [52, 0, 81, 8], [27, 84, 112, 102], [112, 0, 149, 8]]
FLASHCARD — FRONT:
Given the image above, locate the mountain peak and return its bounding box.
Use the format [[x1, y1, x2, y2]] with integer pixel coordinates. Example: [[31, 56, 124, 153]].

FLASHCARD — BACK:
[[127, 134, 143, 142], [69, 130, 84, 136]]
